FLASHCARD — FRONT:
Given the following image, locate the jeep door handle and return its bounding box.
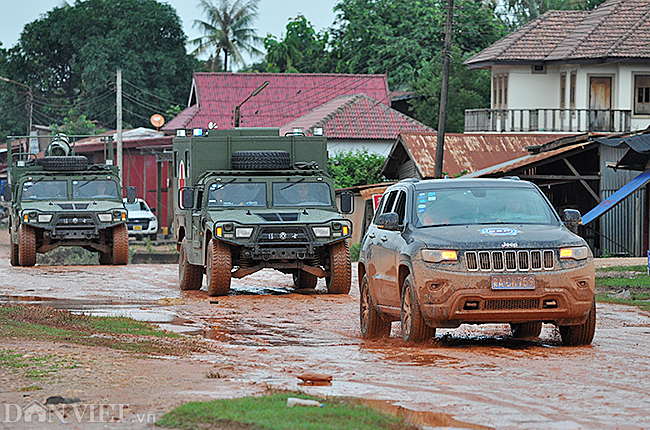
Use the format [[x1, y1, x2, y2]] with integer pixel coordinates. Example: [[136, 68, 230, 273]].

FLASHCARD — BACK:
[[380, 236, 388, 242], [368, 233, 376, 239]]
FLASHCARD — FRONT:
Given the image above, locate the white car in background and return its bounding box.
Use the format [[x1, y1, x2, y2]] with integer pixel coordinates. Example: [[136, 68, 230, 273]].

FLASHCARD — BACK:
[[123, 198, 158, 240]]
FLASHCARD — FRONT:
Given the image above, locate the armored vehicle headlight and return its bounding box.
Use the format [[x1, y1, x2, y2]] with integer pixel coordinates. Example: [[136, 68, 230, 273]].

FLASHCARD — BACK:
[[38, 214, 52, 223], [98, 213, 112, 222], [25, 211, 37, 222], [235, 227, 254, 238], [312, 227, 331, 237], [560, 246, 589, 260], [421, 249, 458, 263]]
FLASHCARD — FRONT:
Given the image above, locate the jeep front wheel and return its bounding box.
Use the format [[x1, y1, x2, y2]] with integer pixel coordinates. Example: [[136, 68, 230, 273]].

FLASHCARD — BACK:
[[326, 240, 351, 294], [10, 232, 19, 266], [401, 275, 435, 343], [206, 239, 231, 296], [179, 237, 202, 290], [560, 300, 596, 346], [360, 274, 391, 339], [19, 224, 36, 266], [111, 224, 129, 265]]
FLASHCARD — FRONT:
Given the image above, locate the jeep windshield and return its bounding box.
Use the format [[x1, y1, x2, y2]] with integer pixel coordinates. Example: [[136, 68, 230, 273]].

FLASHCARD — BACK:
[[413, 185, 559, 227], [207, 182, 267, 207], [21, 180, 67, 200], [272, 182, 332, 207], [72, 180, 120, 199]]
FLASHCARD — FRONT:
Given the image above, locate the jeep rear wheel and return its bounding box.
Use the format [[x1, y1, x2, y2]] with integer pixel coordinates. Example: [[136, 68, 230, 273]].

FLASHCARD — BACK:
[[19, 224, 36, 266], [41, 156, 88, 171], [231, 150, 291, 170], [326, 240, 351, 294], [10, 232, 19, 266], [179, 237, 202, 290], [111, 224, 129, 265], [360, 274, 391, 339], [511, 322, 543, 339], [206, 239, 231, 296], [293, 270, 318, 289], [560, 300, 596, 346], [401, 275, 435, 343]]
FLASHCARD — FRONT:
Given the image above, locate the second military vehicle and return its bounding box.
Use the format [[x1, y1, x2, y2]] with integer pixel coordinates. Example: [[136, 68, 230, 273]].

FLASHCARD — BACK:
[[172, 127, 354, 296], [5, 134, 134, 266]]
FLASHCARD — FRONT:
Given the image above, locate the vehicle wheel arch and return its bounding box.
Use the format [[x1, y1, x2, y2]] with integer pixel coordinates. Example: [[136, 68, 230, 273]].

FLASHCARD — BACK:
[[204, 229, 213, 263], [357, 260, 367, 283], [398, 263, 412, 298], [176, 227, 186, 251]]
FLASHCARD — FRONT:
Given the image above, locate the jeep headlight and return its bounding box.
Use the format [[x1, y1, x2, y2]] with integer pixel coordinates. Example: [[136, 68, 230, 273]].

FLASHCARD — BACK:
[[235, 227, 254, 238], [421, 249, 458, 263], [560, 246, 589, 260], [98, 213, 112, 222], [312, 227, 331, 237], [38, 214, 52, 223]]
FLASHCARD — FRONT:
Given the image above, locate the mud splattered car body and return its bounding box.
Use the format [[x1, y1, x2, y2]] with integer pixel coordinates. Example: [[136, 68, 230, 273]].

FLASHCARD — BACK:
[[358, 177, 595, 345]]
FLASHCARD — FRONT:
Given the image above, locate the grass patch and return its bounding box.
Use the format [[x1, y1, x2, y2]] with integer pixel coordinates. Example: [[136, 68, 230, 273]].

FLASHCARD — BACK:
[[596, 265, 647, 273], [595, 265, 650, 312], [36, 246, 98, 265], [156, 393, 416, 430], [0, 350, 79, 380], [0, 305, 204, 356]]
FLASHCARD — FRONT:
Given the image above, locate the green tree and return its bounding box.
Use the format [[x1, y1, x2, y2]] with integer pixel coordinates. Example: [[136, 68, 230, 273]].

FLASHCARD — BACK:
[[410, 50, 492, 133], [264, 15, 330, 73], [327, 149, 387, 189], [4, 0, 196, 134], [50, 109, 104, 135], [189, 0, 263, 71], [503, 0, 607, 26]]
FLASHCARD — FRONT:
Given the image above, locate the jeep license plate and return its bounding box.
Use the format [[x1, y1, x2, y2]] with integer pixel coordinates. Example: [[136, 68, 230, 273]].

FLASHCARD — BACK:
[[491, 275, 535, 290], [134, 225, 142, 230]]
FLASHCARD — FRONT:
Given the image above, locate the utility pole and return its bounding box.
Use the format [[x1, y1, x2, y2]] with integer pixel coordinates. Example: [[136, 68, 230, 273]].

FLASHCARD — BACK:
[[434, 0, 454, 179], [116, 69, 123, 185], [234, 81, 270, 127], [0, 75, 32, 135]]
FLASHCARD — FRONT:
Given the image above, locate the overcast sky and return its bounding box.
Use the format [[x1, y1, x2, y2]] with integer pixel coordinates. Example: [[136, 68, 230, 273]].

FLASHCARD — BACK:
[[0, 0, 339, 66]]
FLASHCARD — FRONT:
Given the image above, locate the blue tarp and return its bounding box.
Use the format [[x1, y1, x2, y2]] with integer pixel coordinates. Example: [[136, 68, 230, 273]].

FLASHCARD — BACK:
[[594, 134, 650, 153], [582, 169, 650, 225]]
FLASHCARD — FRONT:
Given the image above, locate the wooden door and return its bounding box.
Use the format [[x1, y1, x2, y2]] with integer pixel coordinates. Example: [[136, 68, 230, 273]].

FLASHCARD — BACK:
[[589, 77, 611, 131]]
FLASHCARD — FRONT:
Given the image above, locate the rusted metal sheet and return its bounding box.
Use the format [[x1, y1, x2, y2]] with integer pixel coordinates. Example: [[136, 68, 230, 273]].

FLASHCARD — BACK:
[[390, 133, 574, 178]]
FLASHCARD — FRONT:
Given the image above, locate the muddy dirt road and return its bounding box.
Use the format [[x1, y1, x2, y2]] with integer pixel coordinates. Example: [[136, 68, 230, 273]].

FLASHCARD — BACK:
[[1, 229, 650, 429]]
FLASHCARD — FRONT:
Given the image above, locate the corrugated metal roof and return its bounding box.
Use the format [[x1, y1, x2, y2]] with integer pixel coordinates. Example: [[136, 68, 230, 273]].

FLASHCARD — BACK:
[[280, 94, 433, 139], [164, 72, 390, 132], [385, 133, 573, 178]]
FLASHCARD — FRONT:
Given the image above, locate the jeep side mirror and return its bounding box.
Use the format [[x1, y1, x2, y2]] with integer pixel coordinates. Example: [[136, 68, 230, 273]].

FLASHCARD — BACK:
[[3, 185, 11, 202], [179, 187, 195, 210], [376, 212, 400, 231], [150, 207, 156, 213], [562, 208, 581, 233], [126, 186, 137, 204], [339, 191, 354, 214]]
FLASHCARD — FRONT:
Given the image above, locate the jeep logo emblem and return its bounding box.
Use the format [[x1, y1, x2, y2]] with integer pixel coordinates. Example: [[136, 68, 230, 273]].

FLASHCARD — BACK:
[[501, 242, 519, 248], [279, 232, 287, 240]]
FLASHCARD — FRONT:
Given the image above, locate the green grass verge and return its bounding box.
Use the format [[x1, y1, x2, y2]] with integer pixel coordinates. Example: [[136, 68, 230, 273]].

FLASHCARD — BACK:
[[596, 265, 647, 273], [596, 293, 650, 312], [0, 350, 78, 380], [596, 265, 650, 312], [0, 305, 204, 356], [156, 393, 416, 430]]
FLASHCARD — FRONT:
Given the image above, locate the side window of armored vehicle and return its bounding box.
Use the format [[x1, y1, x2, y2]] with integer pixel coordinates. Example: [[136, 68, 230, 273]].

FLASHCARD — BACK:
[[394, 190, 407, 225], [272, 182, 332, 206], [72, 180, 119, 199], [172, 151, 177, 178], [207, 182, 267, 207], [22, 180, 67, 200], [185, 151, 190, 178], [372, 190, 398, 224]]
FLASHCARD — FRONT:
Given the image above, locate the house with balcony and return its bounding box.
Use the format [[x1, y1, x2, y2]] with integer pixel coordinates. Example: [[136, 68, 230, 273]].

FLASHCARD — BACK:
[[464, 0, 650, 134]]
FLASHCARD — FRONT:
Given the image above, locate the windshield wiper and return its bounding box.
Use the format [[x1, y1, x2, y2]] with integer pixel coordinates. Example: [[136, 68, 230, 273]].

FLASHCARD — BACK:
[[76, 177, 98, 190], [215, 178, 236, 190], [281, 177, 305, 190]]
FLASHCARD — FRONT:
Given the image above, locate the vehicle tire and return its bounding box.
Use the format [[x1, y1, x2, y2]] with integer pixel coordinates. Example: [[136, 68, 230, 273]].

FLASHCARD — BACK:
[[41, 156, 88, 171], [401, 275, 435, 343], [98, 251, 112, 265], [10, 232, 19, 266], [293, 270, 318, 289], [179, 237, 202, 290], [326, 240, 351, 294], [360, 274, 391, 339], [111, 224, 129, 265], [206, 239, 231, 296], [18, 224, 36, 266], [231, 150, 291, 170], [511, 322, 543, 339], [560, 300, 596, 346]]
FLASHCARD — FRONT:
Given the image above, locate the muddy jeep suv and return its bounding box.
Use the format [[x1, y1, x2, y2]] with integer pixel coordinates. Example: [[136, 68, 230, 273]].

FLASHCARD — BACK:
[[358, 177, 595, 345]]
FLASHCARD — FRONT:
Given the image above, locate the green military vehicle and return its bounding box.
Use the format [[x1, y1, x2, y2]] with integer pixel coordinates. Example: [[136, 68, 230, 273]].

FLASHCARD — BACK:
[[172, 127, 354, 296], [5, 134, 134, 266]]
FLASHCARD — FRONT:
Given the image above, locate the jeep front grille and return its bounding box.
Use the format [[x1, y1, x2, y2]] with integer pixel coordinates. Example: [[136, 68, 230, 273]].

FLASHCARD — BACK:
[[484, 298, 540, 310], [465, 250, 554, 272], [258, 226, 308, 243], [55, 214, 96, 228]]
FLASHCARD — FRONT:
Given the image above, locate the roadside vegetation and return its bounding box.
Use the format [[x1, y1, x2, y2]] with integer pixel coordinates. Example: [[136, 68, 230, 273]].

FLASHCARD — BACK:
[[157, 392, 417, 430], [595, 265, 650, 312], [0, 305, 204, 356]]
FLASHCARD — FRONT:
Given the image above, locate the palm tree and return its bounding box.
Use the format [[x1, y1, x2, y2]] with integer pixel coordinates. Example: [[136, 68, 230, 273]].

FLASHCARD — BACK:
[[189, 0, 263, 71]]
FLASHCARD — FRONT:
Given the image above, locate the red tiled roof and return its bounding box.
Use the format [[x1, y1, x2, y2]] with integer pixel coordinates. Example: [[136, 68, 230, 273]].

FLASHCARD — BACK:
[[164, 73, 390, 132], [465, 0, 650, 68], [279, 94, 433, 140]]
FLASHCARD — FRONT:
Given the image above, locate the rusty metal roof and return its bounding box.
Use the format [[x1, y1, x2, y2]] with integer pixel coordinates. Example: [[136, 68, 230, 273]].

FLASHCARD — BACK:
[[383, 133, 574, 179]]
